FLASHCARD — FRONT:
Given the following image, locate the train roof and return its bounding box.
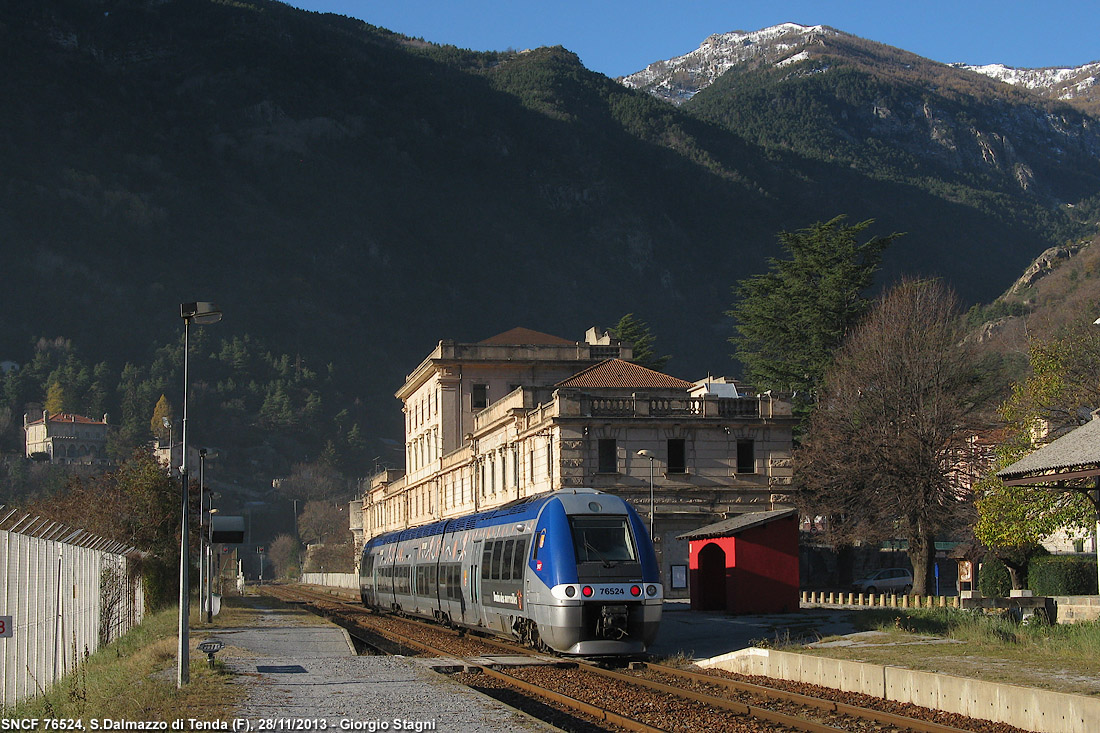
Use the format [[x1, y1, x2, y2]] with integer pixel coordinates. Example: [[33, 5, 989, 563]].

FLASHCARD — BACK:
[[364, 488, 616, 548]]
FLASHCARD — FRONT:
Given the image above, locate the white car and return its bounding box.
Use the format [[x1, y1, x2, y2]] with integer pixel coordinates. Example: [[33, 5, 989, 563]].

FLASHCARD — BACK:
[[851, 567, 913, 594]]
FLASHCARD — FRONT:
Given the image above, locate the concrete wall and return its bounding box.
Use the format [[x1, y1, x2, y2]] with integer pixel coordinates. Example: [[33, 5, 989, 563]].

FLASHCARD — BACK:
[[1053, 595, 1100, 622], [302, 571, 359, 590], [700, 647, 1100, 733]]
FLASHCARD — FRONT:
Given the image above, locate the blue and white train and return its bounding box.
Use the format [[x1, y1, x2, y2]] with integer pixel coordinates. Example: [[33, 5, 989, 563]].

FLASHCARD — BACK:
[[359, 488, 663, 656]]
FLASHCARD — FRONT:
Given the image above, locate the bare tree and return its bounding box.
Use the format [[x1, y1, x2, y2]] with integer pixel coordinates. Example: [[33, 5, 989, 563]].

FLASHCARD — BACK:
[[297, 500, 352, 546], [268, 534, 302, 580], [275, 461, 345, 503], [795, 279, 984, 594]]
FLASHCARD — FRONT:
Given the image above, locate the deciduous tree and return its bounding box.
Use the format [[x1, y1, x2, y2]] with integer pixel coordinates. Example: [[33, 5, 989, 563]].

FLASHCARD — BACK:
[[974, 325, 1100, 587], [795, 279, 983, 594]]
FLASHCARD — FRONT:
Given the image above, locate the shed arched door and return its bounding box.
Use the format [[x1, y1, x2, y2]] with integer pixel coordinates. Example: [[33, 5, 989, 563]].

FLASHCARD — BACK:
[[697, 542, 727, 611]]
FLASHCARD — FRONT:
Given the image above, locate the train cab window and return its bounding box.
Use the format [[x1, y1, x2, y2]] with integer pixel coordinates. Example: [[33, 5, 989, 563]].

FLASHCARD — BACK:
[[490, 540, 505, 580], [501, 540, 515, 581], [570, 516, 637, 563], [512, 539, 528, 579]]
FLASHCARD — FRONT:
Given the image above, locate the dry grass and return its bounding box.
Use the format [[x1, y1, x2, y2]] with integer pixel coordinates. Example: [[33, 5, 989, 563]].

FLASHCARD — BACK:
[[801, 608, 1100, 695], [4, 596, 286, 721]]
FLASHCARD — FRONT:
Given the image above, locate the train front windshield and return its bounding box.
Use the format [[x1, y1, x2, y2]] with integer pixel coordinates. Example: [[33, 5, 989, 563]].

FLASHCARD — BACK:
[[570, 516, 637, 563]]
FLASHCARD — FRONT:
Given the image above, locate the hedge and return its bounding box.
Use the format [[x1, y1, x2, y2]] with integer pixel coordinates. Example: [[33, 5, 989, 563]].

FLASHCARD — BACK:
[[1028, 555, 1098, 596]]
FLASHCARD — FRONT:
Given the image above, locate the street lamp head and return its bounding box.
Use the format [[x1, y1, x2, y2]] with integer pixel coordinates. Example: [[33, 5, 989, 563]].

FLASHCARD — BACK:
[[200, 448, 207, 457], [180, 302, 223, 325], [163, 417, 171, 428], [637, 449, 654, 459]]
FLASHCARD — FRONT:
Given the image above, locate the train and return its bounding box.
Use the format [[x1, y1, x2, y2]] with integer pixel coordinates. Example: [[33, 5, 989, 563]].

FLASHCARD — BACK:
[[359, 488, 663, 656]]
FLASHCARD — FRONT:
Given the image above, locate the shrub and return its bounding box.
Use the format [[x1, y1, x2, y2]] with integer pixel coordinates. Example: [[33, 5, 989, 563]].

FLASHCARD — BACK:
[[1029, 555, 1099, 595], [978, 557, 1011, 597]]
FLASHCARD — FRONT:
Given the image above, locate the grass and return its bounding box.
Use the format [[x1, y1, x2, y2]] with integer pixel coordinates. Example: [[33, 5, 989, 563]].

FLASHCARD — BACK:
[[800, 607, 1100, 695], [4, 596, 268, 721]]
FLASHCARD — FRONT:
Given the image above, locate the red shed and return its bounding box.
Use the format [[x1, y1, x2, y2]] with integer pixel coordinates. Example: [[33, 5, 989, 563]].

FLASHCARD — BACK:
[[678, 509, 799, 614]]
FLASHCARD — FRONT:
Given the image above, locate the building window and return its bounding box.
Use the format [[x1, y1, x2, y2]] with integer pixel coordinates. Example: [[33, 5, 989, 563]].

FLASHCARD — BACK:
[[598, 439, 618, 473], [472, 383, 489, 410], [667, 439, 686, 473], [736, 439, 756, 474]]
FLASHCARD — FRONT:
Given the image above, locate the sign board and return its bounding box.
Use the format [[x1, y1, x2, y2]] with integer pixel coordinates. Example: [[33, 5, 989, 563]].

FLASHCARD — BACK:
[[0, 615, 12, 638], [210, 515, 245, 544]]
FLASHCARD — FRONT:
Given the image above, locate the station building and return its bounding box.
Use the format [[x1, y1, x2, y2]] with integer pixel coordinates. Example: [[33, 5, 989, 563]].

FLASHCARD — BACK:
[[355, 327, 797, 597]]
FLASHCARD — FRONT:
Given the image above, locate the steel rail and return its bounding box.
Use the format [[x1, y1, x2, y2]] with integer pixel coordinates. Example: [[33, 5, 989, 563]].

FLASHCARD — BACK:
[[266, 587, 660, 732], [476, 665, 670, 733], [276, 585, 975, 733], [575, 660, 850, 733], [644, 661, 974, 733]]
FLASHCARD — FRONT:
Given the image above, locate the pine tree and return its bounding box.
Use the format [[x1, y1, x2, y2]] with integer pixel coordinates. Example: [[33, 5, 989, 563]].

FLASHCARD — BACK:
[[727, 216, 899, 416], [610, 313, 670, 371]]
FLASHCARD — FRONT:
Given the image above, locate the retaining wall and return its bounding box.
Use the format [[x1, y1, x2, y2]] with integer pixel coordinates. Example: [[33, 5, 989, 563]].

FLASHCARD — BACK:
[[700, 647, 1100, 733]]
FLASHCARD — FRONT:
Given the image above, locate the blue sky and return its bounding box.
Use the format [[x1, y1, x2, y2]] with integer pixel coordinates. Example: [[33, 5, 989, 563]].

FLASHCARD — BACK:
[[283, 0, 1100, 78]]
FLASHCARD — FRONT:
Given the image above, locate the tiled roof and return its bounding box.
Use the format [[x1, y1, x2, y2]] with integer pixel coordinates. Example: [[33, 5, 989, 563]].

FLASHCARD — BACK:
[[678, 509, 798, 540], [997, 416, 1100, 479], [25, 413, 107, 426], [555, 359, 694, 390], [478, 327, 576, 345]]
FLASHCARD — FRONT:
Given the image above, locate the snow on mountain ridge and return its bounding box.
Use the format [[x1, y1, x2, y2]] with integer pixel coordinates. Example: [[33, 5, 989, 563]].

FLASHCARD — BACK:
[[959, 61, 1100, 103], [620, 22, 837, 104]]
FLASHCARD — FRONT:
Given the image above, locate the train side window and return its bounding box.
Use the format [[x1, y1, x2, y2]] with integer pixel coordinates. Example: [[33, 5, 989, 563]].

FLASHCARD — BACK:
[[491, 540, 505, 580], [532, 531, 544, 560], [501, 540, 515, 581], [482, 543, 493, 580], [512, 539, 527, 579]]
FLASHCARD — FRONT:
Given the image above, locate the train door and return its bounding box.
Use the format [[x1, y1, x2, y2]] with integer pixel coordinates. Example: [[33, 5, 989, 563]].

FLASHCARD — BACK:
[[468, 538, 484, 627]]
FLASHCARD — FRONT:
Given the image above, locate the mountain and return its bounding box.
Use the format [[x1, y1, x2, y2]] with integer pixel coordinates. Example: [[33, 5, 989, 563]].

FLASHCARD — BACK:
[[620, 23, 839, 104], [960, 62, 1100, 115], [623, 23, 1100, 219], [1, 2, 1098, 487]]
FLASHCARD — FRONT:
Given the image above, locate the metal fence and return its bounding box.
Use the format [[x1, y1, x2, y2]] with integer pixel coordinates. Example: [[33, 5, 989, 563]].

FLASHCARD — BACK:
[[0, 507, 145, 710]]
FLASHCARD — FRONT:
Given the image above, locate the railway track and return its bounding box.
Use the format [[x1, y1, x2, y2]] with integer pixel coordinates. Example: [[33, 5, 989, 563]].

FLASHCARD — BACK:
[[260, 584, 1024, 733]]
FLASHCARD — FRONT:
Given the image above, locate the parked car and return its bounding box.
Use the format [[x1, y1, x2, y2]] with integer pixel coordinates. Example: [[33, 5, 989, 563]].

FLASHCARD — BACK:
[[851, 567, 913, 594]]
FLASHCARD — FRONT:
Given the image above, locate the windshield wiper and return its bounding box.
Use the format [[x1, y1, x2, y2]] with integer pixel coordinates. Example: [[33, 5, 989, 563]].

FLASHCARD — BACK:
[[584, 537, 615, 568]]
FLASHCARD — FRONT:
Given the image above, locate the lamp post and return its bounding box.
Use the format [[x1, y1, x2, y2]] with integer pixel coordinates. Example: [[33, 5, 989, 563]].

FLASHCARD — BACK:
[[207, 507, 218, 623], [637, 450, 656, 542], [177, 302, 222, 688]]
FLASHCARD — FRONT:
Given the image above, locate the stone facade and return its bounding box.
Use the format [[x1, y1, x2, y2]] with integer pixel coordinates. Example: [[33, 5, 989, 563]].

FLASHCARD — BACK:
[[24, 411, 111, 466], [357, 328, 797, 597]]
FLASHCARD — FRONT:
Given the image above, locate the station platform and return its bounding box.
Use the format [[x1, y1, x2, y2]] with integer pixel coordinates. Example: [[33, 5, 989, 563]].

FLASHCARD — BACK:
[[209, 596, 549, 730]]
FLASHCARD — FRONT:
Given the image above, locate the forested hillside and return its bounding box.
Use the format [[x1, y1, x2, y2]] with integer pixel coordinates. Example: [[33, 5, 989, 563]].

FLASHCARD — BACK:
[[1, 0, 1096, 495]]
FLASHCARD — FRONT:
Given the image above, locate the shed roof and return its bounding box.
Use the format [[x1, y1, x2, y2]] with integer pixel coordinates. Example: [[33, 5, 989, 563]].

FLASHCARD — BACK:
[[555, 358, 694, 390], [996, 416, 1100, 483], [678, 508, 797, 540]]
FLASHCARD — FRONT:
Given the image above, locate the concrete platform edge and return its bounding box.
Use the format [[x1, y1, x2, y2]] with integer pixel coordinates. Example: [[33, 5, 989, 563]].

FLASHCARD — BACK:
[[698, 647, 1099, 733]]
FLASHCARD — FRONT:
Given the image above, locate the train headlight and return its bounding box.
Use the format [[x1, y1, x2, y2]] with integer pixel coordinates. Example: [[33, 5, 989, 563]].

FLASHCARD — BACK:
[[565, 586, 576, 597], [581, 585, 593, 597], [630, 585, 641, 597], [646, 585, 658, 597]]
